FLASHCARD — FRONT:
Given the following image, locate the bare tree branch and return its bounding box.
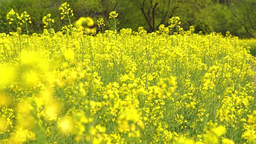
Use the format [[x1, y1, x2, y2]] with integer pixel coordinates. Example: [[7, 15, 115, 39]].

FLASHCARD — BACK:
[[138, 0, 154, 31], [244, 1, 256, 30], [152, 2, 159, 31], [231, 10, 255, 38], [134, 0, 181, 32], [156, 1, 179, 29], [111, 0, 120, 11]]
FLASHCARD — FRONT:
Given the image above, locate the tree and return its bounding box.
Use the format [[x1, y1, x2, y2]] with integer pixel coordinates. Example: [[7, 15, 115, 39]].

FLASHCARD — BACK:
[[177, 0, 215, 33], [129, 0, 217, 33], [206, 3, 235, 35], [228, 0, 256, 38], [129, 0, 182, 32]]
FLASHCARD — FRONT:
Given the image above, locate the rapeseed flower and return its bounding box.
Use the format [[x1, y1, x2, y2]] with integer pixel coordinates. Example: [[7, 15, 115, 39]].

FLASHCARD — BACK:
[[109, 11, 118, 19], [1, 7, 256, 143], [63, 48, 75, 60], [97, 18, 105, 28], [42, 13, 54, 29], [6, 9, 16, 24], [0, 92, 12, 107], [0, 65, 16, 89], [44, 101, 61, 121], [58, 117, 74, 134], [0, 117, 8, 132], [222, 138, 235, 144], [74, 17, 94, 30], [212, 125, 226, 137], [59, 2, 73, 19]]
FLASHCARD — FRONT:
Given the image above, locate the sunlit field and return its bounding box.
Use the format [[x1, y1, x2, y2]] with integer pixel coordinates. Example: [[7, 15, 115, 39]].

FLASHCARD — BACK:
[[1, 2, 256, 144]]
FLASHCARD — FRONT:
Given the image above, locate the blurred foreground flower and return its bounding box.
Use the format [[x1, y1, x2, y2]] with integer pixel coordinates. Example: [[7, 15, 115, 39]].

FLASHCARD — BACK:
[[74, 17, 95, 34], [0, 117, 8, 132], [58, 117, 74, 134], [0, 65, 16, 89]]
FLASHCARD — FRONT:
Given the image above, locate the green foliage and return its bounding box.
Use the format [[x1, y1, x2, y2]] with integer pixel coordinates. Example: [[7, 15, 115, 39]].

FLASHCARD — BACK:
[[206, 4, 235, 35], [115, 1, 147, 31], [0, 0, 11, 33], [193, 20, 213, 34], [228, 0, 256, 38]]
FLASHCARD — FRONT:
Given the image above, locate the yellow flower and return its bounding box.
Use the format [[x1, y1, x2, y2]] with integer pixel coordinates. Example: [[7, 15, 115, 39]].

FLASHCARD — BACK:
[[0, 117, 8, 132], [58, 117, 74, 134], [6, 9, 16, 21], [176, 137, 195, 144], [109, 11, 118, 19], [87, 17, 94, 27], [63, 48, 75, 60], [0, 65, 16, 89], [42, 13, 54, 28], [204, 132, 218, 144], [59, 2, 73, 18], [97, 18, 105, 28], [0, 92, 12, 107], [75, 17, 94, 30], [45, 101, 61, 121], [222, 138, 235, 144], [22, 70, 40, 87], [212, 125, 226, 137]]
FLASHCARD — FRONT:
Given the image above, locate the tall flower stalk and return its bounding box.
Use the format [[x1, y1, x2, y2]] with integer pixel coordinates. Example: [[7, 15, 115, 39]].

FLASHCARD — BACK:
[[6, 9, 32, 75], [97, 18, 105, 34], [42, 14, 55, 36], [109, 11, 118, 35], [59, 2, 74, 38]]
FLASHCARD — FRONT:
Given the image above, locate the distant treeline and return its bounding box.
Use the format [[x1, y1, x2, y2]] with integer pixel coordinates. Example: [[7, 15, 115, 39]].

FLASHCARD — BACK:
[[0, 0, 255, 38]]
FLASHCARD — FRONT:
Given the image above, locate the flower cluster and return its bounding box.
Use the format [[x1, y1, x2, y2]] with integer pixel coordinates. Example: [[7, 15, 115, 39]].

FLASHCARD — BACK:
[[97, 18, 105, 33], [6, 9, 16, 25], [168, 16, 181, 35], [59, 2, 74, 20], [18, 11, 32, 26], [42, 14, 54, 28], [97, 18, 105, 28], [109, 11, 118, 19], [6, 10, 31, 26], [6, 9, 31, 33]]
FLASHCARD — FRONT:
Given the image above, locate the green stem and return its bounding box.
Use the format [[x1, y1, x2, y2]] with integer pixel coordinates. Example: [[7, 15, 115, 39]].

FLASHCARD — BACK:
[[114, 18, 117, 38], [48, 22, 54, 59], [49, 22, 54, 37], [66, 14, 73, 38], [25, 21, 29, 49]]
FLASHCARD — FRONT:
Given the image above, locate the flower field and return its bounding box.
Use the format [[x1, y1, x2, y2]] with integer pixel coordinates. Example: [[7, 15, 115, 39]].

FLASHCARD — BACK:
[[1, 3, 256, 144]]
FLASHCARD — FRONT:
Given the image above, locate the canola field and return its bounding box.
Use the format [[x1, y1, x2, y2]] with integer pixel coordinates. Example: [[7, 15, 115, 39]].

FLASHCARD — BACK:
[[1, 3, 256, 144], [1, 29, 256, 144]]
